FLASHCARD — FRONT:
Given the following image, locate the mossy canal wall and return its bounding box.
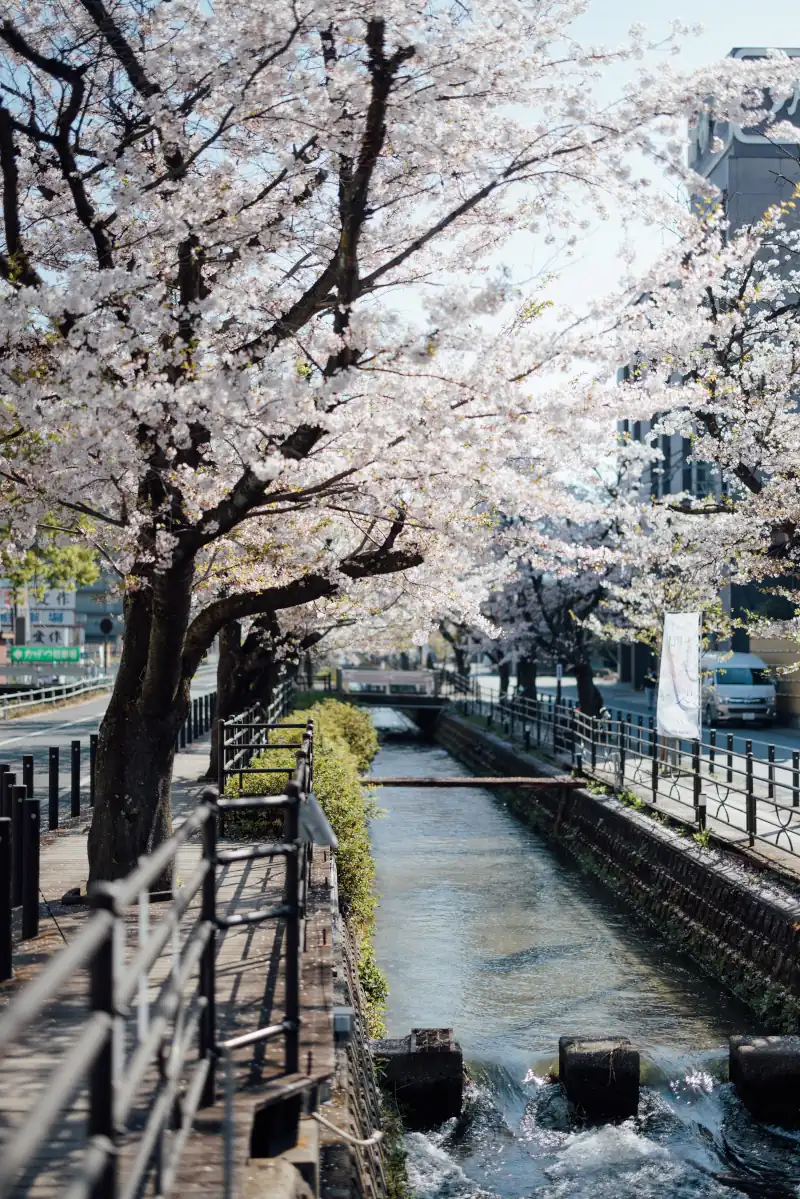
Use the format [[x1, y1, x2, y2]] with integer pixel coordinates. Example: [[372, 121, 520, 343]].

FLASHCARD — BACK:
[[434, 711, 800, 1031]]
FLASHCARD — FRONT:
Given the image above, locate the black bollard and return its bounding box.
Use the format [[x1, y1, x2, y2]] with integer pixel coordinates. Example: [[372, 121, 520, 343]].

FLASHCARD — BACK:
[[11, 785, 26, 907], [71, 740, 81, 817], [22, 754, 34, 799], [0, 769, 13, 821], [0, 819, 10, 980], [21, 798, 40, 940], [89, 734, 98, 806], [49, 747, 59, 830]]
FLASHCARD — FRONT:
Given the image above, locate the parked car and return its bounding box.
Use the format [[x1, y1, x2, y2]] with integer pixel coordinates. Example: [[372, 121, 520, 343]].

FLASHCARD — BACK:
[[701, 652, 777, 727]]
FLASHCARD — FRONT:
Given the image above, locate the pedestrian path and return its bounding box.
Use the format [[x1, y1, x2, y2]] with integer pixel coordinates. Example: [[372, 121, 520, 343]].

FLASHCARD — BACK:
[[0, 733, 335, 1198]]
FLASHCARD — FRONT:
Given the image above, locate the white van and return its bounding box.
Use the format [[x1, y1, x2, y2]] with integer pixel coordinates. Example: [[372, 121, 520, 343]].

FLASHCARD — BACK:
[[701, 652, 777, 727]]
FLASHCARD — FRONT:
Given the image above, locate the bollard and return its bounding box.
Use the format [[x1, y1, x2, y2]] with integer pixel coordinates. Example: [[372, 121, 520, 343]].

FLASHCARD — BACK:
[[0, 769, 14, 821], [205, 693, 211, 732], [22, 754, 34, 799], [71, 740, 81, 817], [194, 697, 200, 738], [187, 707, 193, 744], [49, 747, 59, 830], [180, 716, 187, 749], [0, 819, 10, 980], [90, 734, 98, 806], [11, 784, 26, 907], [21, 798, 40, 940]]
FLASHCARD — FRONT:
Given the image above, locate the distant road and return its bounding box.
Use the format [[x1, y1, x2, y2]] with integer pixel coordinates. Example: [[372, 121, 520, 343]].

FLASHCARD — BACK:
[[0, 661, 218, 813]]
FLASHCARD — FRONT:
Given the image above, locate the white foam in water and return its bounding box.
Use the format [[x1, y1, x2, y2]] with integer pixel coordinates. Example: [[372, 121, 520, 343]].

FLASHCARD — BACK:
[[405, 1131, 491, 1199], [546, 1122, 669, 1179]]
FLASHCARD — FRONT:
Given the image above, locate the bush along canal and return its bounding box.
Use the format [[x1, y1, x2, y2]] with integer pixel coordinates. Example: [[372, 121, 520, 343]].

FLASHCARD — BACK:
[[367, 710, 800, 1199]]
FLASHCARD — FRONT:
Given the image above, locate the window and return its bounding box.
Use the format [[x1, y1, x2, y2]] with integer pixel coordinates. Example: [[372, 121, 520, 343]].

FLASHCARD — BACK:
[[715, 668, 770, 686]]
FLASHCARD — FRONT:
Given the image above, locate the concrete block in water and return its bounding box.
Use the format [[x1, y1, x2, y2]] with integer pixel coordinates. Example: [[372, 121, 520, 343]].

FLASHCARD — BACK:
[[371, 1028, 463, 1129], [730, 1035, 800, 1125], [558, 1037, 640, 1120]]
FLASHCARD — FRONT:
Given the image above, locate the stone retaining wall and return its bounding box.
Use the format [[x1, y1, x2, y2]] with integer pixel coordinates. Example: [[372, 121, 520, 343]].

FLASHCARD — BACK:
[[437, 711, 800, 1031]]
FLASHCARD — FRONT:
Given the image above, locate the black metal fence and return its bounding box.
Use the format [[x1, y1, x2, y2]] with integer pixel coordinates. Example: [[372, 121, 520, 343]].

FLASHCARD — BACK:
[[0, 690, 219, 984], [0, 711, 315, 1198], [441, 675, 800, 866]]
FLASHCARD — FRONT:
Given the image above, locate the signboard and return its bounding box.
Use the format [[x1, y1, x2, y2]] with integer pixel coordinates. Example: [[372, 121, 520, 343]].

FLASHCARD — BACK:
[[10, 645, 81, 663], [657, 612, 702, 740], [27, 626, 81, 647], [28, 609, 76, 626], [0, 588, 75, 609]]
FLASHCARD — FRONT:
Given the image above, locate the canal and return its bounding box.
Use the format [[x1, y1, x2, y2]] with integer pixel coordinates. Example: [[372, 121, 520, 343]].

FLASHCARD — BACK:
[[369, 716, 800, 1199]]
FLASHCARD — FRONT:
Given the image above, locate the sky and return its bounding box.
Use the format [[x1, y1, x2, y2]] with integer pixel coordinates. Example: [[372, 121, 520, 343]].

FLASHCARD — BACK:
[[512, 0, 800, 318]]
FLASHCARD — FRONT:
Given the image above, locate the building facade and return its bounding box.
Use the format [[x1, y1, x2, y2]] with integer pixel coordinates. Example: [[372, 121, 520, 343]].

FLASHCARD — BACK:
[[618, 48, 800, 693]]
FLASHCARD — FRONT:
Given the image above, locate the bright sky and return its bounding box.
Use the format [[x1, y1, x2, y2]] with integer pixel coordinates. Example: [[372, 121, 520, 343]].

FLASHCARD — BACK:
[[517, 0, 800, 316]]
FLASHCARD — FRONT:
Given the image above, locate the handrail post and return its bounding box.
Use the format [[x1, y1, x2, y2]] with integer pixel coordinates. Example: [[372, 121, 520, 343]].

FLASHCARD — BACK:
[[746, 741, 755, 847], [89, 884, 121, 1199], [708, 728, 716, 776], [283, 780, 301, 1075], [618, 716, 626, 785], [591, 715, 597, 772], [793, 751, 799, 808], [727, 734, 734, 784], [768, 743, 775, 800], [650, 717, 658, 805], [200, 793, 218, 1107], [692, 739, 701, 821]]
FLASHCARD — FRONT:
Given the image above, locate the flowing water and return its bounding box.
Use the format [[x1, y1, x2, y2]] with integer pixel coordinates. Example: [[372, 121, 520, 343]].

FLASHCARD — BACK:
[[368, 717, 800, 1199]]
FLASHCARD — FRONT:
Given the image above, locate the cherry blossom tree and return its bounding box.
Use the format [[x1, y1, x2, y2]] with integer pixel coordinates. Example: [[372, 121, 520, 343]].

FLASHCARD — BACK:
[[590, 200, 800, 644], [0, 0, 796, 880]]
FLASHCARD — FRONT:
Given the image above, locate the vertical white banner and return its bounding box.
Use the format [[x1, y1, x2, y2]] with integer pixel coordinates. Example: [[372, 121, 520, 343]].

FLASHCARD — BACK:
[[657, 612, 702, 740]]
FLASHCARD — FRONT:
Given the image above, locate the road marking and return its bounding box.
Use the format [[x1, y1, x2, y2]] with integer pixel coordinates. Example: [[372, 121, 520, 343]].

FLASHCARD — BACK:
[[0, 682, 215, 749]]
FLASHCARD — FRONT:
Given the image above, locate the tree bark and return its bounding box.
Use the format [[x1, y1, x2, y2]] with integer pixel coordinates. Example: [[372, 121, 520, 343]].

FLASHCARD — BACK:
[[517, 654, 537, 696], [574, 658, 603, 717], [88, 567, 193, 886], [498, 659, 510, 698]]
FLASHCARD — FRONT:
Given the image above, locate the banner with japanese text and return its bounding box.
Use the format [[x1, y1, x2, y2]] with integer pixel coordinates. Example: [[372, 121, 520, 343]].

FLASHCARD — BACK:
[[657, 612, 702, 740]]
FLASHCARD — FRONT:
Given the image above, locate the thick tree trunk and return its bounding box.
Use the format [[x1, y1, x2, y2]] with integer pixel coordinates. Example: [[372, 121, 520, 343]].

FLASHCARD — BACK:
[[574, 658, 603, 717], [517, 654, 537, 696], [498, 659, 510, 698], [88, 567, 193, 886], [207, 621, 245, 783]]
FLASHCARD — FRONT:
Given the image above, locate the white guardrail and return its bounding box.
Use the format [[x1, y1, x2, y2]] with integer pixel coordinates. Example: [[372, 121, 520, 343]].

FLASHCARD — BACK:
[[0, 675, 112, 718]]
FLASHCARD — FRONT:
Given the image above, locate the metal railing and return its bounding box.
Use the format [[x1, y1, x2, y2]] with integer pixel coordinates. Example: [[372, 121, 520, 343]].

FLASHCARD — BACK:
[[440, 673, 800, 868], [0, 676, 112, 718], [0, 711, 315, 1198], [217, 679, 296, 791]]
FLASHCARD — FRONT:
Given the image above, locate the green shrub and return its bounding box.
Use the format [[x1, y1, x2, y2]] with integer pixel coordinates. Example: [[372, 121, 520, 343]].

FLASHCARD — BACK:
[[224, 699, 387, 1033]]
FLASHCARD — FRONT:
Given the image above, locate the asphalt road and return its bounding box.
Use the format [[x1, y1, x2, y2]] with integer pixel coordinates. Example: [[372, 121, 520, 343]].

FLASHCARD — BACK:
[[0, 661, 218, 823]]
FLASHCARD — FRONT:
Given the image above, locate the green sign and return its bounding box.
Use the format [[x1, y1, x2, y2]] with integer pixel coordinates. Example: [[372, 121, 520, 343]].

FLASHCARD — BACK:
[[10, 646, 81, 663]]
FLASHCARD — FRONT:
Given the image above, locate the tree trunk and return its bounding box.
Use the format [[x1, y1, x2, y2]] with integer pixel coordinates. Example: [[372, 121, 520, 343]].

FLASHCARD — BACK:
[[517, 654, 537, 696], [88, 568, 193, 886], [498, 659, 510, 698], [574, 658, 603, 717], [207, 621, 245, 782]]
